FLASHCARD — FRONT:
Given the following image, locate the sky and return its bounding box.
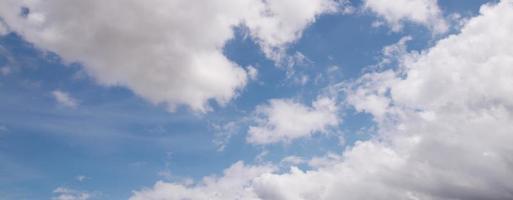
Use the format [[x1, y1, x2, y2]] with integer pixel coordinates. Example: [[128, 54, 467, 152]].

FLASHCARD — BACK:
[[1, 0, 512, 199]]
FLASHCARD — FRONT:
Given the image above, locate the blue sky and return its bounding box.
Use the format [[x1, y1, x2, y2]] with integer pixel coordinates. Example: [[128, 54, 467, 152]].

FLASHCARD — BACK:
[[0, 0, 510, 199]]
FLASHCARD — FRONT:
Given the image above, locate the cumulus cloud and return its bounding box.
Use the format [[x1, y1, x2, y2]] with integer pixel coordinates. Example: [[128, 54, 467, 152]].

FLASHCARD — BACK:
[[247, 97, 339, 144], [130, 161, 274, 200], [243, 0, 340, 62], [130, 1, 513, 199], [52, 187, 91, 200], [52, 90, 78, 108], [0, 0, 341, 112], [363, 0, 448, 32]]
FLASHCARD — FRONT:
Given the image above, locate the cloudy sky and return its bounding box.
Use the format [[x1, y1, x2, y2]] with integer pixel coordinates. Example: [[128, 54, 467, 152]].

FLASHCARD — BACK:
[[1, 0, 512, 199]]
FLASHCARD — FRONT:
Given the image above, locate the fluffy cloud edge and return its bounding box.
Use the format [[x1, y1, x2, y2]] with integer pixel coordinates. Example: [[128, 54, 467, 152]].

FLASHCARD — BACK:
[[247, 97, 339, 144], [363, 0, 448, 33]]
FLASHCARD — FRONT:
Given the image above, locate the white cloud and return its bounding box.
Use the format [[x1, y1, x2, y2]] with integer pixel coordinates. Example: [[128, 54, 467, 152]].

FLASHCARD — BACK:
[[212, 121, 242, 151], [52, 90, 78, 108], [247, 97, 339, 144], [76, 175, 88, 182], [243, 0, 340, 62], [246, 66, 258, 81], [130, 1, 513, 199], [0, 0, 341, 112], [130, 161, 274, 200], [52, 187, 91, 200], [280, 156, 306, 166], [345, 70, 397, 122], [363, 0, 448, 32], [306, 152, 342, 169]]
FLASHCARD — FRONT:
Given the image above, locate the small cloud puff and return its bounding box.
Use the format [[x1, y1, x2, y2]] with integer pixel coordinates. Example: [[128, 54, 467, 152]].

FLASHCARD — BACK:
[[52, 90, 78, 108]]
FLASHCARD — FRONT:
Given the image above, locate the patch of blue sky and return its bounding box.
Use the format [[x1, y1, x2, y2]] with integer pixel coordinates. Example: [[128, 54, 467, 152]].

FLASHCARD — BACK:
[[0, 33, 222, 199]]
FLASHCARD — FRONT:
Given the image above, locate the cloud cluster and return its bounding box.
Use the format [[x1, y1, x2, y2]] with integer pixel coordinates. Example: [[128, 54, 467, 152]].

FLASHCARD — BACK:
[[130, 1, 513, 199], [247, 97, 339, 144], [0, 0, 340, 112], [363, 0, 448, 32]]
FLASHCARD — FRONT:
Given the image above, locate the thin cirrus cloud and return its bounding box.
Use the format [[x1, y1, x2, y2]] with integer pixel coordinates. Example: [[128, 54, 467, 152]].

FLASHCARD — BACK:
[[0, 0, 342, 112], [130, 1, 513, 199]]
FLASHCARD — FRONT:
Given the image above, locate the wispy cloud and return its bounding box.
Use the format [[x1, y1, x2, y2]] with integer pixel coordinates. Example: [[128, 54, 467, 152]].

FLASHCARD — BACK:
[[52, 187, 91, 200], [52, 90, 78, 108]]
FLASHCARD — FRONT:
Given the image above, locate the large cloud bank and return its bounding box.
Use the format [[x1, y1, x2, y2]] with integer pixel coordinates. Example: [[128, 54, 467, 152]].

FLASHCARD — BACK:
[[0, 0, 339, 111], [130, 1, 513, 199]]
